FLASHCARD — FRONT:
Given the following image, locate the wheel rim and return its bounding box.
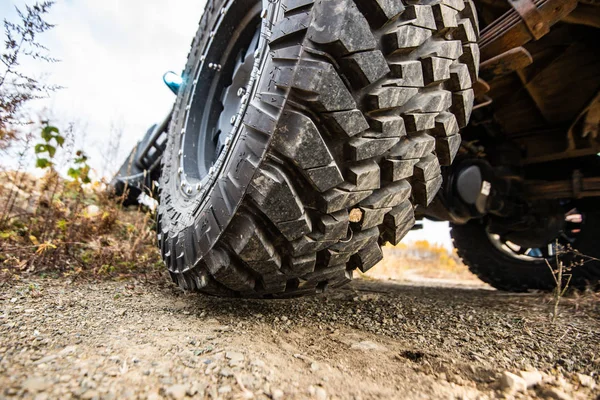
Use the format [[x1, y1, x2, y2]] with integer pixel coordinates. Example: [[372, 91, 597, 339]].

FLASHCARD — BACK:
[[486, 209, 584, 261], [177, 0, 262, 198]]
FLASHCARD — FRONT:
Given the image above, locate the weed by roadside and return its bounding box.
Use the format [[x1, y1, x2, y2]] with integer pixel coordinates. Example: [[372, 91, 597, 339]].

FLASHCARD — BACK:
[[0, 124, 163, 283], [544, 241, 600, 322]]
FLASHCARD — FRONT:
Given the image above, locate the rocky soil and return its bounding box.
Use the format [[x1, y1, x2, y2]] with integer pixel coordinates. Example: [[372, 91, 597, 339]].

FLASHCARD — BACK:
[[0, 277, 598, 399]]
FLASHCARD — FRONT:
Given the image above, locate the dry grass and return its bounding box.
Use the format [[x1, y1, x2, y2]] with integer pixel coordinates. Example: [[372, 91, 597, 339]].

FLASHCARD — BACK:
[[365, 240, 481, 283], [0, 170, 162, 283]]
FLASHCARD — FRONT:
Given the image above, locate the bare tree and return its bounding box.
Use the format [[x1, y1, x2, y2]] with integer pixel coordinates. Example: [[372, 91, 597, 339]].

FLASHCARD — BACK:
[[0, 1, 59, 149]]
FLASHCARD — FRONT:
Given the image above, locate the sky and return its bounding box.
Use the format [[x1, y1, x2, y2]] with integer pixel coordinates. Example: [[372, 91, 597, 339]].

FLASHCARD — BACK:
[[1, 0, 207, 174], [0, 0, 455, 249]]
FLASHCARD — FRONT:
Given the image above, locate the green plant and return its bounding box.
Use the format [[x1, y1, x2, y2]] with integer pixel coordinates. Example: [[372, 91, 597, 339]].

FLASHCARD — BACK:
[[67, 150, 91, 184], [34, 123, 64, 169]]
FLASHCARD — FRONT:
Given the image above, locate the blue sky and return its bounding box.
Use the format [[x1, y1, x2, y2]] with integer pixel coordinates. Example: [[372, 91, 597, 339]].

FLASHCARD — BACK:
[[1, 0, 455, 248]]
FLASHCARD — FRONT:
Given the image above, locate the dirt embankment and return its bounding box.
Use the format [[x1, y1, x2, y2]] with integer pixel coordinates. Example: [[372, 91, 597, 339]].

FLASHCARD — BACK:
[[1, 278, 598, 399]]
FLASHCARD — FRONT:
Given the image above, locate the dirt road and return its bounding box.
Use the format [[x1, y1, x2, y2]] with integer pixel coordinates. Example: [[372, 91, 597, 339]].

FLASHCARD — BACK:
[[1, 277, 598, 399]]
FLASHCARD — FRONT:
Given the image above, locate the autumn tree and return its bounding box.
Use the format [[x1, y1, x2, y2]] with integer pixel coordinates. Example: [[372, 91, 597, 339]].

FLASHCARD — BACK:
[[0, 1, 58, 149]]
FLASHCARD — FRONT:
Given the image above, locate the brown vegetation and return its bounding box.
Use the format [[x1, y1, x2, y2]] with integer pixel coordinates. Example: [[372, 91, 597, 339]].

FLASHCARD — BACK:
[[0, 167, 162, 282], [365, 240, 481, 284]]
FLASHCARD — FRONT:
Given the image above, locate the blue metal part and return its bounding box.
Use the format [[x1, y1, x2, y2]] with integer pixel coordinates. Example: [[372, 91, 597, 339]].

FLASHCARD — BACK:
[[163, 71, 183, 94]]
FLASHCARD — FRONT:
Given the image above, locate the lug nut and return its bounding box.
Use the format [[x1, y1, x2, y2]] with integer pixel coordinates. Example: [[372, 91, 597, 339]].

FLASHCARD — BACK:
[[237, 87, 246, 97], [230, 115, 236, 125]]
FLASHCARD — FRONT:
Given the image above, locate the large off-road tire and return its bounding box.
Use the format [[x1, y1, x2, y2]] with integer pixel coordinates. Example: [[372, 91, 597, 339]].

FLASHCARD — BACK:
[[158, 0, 480, 297], [451, 215, 600, 292]]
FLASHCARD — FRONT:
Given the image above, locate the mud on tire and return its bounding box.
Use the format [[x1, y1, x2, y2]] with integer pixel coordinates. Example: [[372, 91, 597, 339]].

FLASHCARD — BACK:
[[158, 0, 480, 297]]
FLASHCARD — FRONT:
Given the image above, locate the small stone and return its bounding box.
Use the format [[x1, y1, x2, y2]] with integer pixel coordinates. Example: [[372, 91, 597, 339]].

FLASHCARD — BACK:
[[22, 377, 50, 393], [81, 389, 100, 400], [576, 373, 595, 389], [499, 371, 527, 394], [350, 341, 385, 351], [59, 345, 77, 355], [543, 388, 573, 400], [226, 351, 244, 362], [519, 370, 543, 388], [349, 208, 363, 222], [218, 385, 232, 394], [34, 354, 58, 365], [251, 359, 265, 368], [272, 388, 284, 400], [220, 367, 233, 377], [310, 362, 320, 372], [315, 386, 327, 400], [165, 384, 187, 400]]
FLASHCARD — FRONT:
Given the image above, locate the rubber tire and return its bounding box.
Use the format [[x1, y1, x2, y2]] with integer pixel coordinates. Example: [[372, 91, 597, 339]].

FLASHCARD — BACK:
[[451, 216, 600, 292], [158, 0, 480, 297]]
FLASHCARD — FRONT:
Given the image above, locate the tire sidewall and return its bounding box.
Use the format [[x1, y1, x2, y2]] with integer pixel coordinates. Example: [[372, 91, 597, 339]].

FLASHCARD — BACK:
[[159, 0, 286, 257]]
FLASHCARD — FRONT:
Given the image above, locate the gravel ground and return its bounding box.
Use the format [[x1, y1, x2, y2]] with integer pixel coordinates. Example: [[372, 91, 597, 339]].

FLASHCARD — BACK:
[[0, 277, 598, 399]]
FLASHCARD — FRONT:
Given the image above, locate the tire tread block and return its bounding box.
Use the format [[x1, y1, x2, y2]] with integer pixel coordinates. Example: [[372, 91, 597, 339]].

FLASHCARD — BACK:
[[348, 241, 383, 273], [204, 249, 255, 292], [347, 136, 400, 161], [413, 174, 443, 206], [323, 110, 369, 138], [270, 12, 312, 46], [356, 206, 392, 230], [307, 0, 377, 56], [343, 50, 390, 86], [382, 158, 419, 182], [360, 180, 412, 209], [383, 200, 415, 245], [355, 0, 405, 28], [414, 154, 441, 182], [292, 60, 357, 111], [249, 165, 305, 223], [388, 134, 436, 159], [383, 25, 433, 55], [436, 133, 462, 166], [272, 110, 336, 169], [348, 161, 381, 191]]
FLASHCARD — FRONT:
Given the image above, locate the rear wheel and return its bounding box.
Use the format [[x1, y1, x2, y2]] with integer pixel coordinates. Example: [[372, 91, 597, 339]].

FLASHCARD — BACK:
[[451, 210, 600, 292], [158, 0, 480, 297]]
